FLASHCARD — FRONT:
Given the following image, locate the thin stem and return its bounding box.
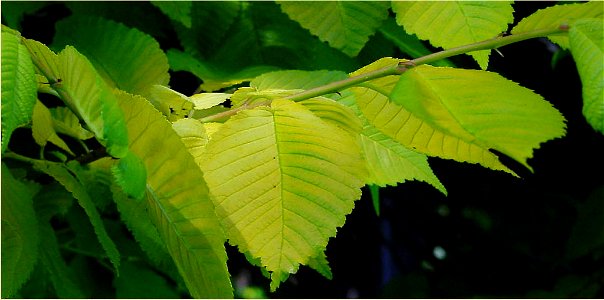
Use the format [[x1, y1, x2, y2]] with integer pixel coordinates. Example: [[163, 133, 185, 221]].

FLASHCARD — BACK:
[[2, 151, 61, 165], [285, 26, 568, 102], [199, 25, 568, 122]]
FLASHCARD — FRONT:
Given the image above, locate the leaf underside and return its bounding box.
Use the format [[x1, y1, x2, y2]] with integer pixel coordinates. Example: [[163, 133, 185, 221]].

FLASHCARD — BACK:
[[115, 90, 232, 298], [200, 99, 366, 291]]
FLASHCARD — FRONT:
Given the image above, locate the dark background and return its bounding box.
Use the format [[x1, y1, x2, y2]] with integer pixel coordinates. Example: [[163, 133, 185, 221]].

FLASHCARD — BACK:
[[3, 1, 603, 298]]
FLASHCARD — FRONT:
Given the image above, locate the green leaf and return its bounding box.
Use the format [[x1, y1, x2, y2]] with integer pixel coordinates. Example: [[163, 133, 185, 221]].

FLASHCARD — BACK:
[[512, 1, 604, 50], [111, 151, 148, 200], [172, 118, 210, 167], [114, 261, 180, 298], [37, 219, 87, 298], [1, 163, 40, 298], [52, 16, 170, 98], [389, 65, 566, 173], [368, 185, 380, 216], [151, 1, 192, 28], [32, 100, 75, 155], [569, 18, 604, 134], [147, 84, 194, 121], [49, 107, 94, 140], [199, 99, 367, 291], [23, 40, 130, 158], [175, 1, 241, 59], [298, 97, 363, 135], [115, 90, 232, 298], [307, 250, 333, 280], [377, 18, 455, 67], [32, 161, 121, 272], [1, 29, 37, 153], [167, 49, 280, 92], [111, 183, 171, 267], [278, 1, 390, 57], [251, 69, 348, 93], [190, 93, 231, 110], [0, 2, 49, 30], [392, 1, 514, 69]]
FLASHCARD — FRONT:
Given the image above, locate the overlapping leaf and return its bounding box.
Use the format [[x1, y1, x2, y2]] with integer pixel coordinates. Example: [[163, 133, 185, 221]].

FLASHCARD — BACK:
[[52, 16, 170, 98], [32, 100, 74, 155], [1, 163, 40, 298], [569, 18, 604, 134], [33, 161, 121, 271], [387, 64, 566, 173], [23, 40, 129, 158], [49, 107, 94, 140], [1, 28, 37, 153], [199, 99, 366, 291], [115, 90, 232, 298], [278, 1, 390, 57], [392, 1, 513, 69], [512, 1, 603, 49]]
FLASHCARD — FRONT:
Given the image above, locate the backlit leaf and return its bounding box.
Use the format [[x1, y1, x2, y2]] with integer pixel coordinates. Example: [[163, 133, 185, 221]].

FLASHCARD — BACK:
[[1, 28, 37, 153], [49, 107, 94, 140], [172, 118, 210, 167], [392, 1, 514, 69], [251, 69, 348, 98], [278, 1, 390, 56], [512, 1, 603, 50], [23, 40, 129, 158], [569, 18, 604, 134], [190, 93, 230, 110], [390, 65, 566, 173], [1, 163, 40, 298], [115, 90, 232, 298], [53, 16, 170, 98], [199, 99, 366, 291], [32, 100, 74, 155], [147, 84, 194, 121], [33, 161, 121, 271]]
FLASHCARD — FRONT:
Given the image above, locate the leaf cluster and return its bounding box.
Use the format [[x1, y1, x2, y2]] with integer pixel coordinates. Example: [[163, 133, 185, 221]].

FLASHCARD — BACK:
[[1, 1, 602, 298]]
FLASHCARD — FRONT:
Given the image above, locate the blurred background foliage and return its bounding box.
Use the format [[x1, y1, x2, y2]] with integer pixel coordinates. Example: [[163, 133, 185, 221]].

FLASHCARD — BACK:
[[2, 1, 602, 298]]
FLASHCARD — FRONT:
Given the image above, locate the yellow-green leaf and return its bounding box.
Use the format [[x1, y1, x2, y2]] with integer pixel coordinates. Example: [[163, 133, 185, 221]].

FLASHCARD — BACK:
[[115, 90, 232, 298], [392, 1, 514, 69], [23, 40, 129, 158], [199, 99, 367, 291], [147, 84, 194, 121], [1, 28, 37, 153], [32, 100, 75, 155], [569, 18, 604, 134], [345, 58, 446, 192], [49, 107, 94, 140], [390, 65, 567, 173], [512, 1, 603, 50]]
